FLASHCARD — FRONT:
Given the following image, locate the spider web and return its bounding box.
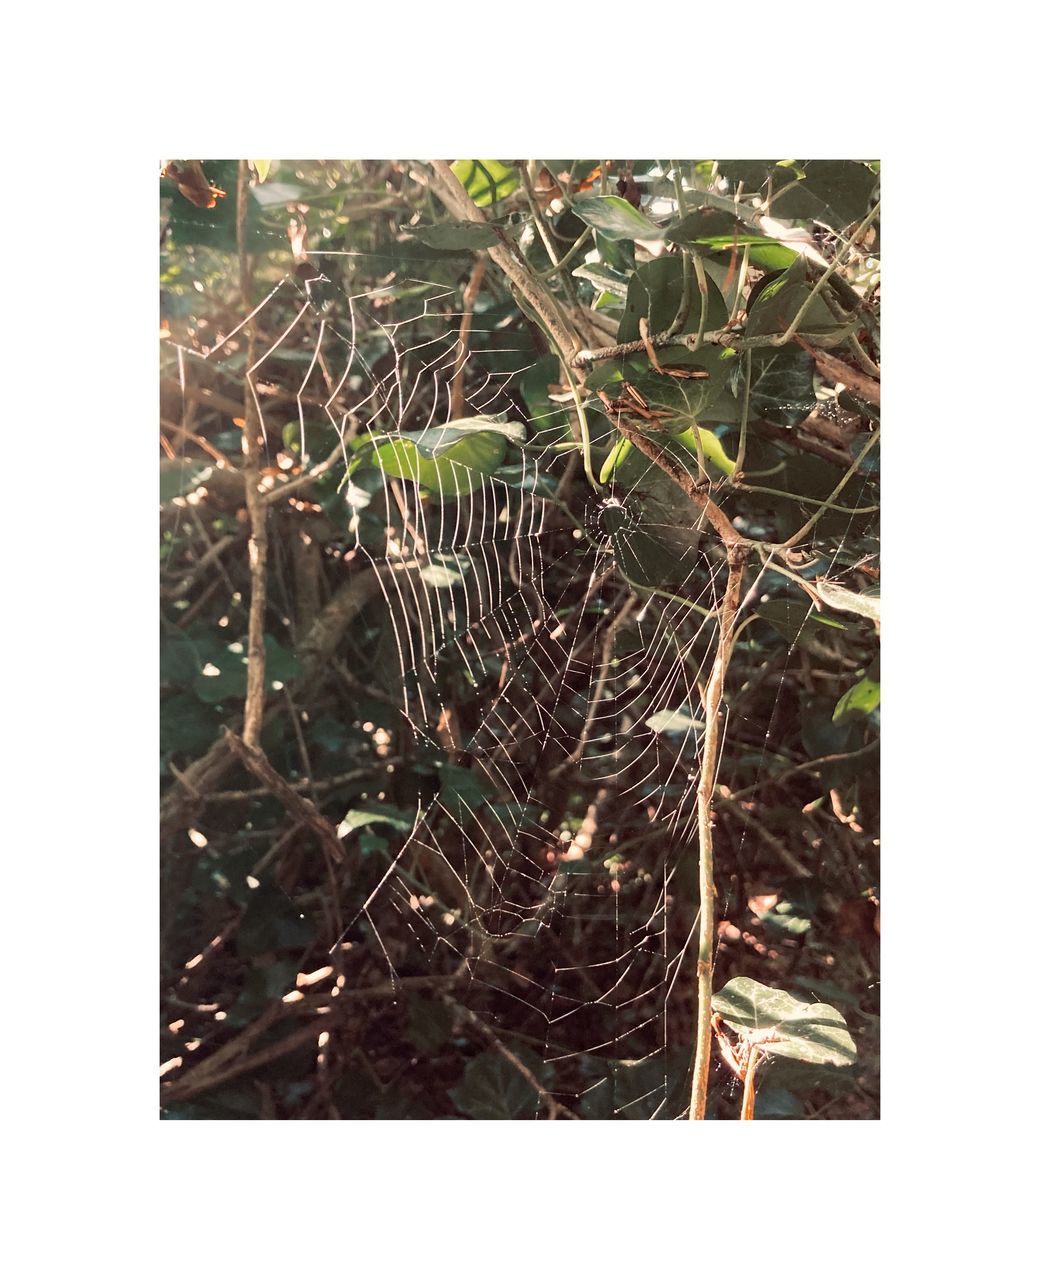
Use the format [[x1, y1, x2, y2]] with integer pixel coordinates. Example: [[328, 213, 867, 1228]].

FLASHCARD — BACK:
[[168, 215, 878, 1119]]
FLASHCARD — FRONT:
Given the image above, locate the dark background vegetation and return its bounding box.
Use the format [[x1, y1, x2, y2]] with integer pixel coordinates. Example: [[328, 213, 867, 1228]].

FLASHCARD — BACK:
[[160, 160, 880, 1119]]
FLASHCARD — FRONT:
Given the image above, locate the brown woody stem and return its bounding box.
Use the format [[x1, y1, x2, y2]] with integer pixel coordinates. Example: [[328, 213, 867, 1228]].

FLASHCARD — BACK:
[[689, 541, 748, 1119]]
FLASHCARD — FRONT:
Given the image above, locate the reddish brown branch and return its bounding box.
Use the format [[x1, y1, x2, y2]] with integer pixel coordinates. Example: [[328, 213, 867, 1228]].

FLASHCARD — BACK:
[[223, 730, 349, 875], [794, 336, 880, 407], [617, 424, 743, 548]]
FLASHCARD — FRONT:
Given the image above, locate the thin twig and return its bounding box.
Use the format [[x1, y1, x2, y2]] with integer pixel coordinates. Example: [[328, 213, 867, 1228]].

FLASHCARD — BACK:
[[450, 256, 486, 420]]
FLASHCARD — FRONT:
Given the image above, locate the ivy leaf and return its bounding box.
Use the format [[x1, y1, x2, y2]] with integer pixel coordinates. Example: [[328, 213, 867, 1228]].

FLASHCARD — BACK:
[[570, 194, 667, 242], [769, 160, 879, 231], [744, 258, 857, 343], [714, 160, 778, 190], [572, 260, 631, 299], [338, 803, 414, 837], [739, 346, 817, 427], [712, 977, 857, 1067], [449, 1048, 553, 1119], [617, 257, 728, 345], [360, 417, 525, 499], [833, 660, 881, 724]]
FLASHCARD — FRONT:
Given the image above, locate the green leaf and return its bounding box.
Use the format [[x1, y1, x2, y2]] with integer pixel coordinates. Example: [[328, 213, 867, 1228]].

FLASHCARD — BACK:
[[572, 260, 631, 299], [362, 417, 524, 498], [249, 159, 272, 183], [833, 663, 881, 724], [338, 803, 414, 836], [449, 1048, 553, 1120], [715, 160, 777, 190], [436, 763, 495, 820], [744, 258, 856, 343], [769, 160, 879, 231], [192, 635, 301, 704], [570, 194, 667, 242], [160, 459, 212, 505], [814, 580, 881, 626], [712, 977, 857, 1067], [406, 995, 454, 1054], [160, 693, 222, 757], [409, 221, 498, 251], [578, 1054, 685, 1120], [800, 694, 862, 771], [409, 416, 526, 458], [753, 1088, 805, 1119], [739, 346, 817, 427], [759, 898, 813, 938], [610, 348, 733, 433], [756, 599, 846, 647], [450, 160, 519, 207], [520, 354, 572, 442], [617, 257, 728, 345]]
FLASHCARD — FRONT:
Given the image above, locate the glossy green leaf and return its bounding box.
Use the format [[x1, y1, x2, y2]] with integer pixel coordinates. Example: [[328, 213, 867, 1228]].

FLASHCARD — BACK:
[[192, 635, 301, 704], [769, 160, 879, 230], [363, 417, 524, 498], [338, 803, 414, 836], [572, 260, 631, 299], [249, 159, 272, 183], [744, 258, 857, 342], [712, 977, 857, 1067], [570, 194, 666, 242], [833, 665, 881, 724], [450, 160, 519, 207], [409, 416, 525, 458]]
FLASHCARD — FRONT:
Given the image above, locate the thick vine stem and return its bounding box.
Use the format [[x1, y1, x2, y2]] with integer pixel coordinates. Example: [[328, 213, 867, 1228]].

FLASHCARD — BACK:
[[689, 540, 748, 1120]]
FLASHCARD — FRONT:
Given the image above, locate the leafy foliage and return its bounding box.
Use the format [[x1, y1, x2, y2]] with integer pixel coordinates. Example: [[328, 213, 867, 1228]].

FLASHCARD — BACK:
[[160, 160, 880, 1120]]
